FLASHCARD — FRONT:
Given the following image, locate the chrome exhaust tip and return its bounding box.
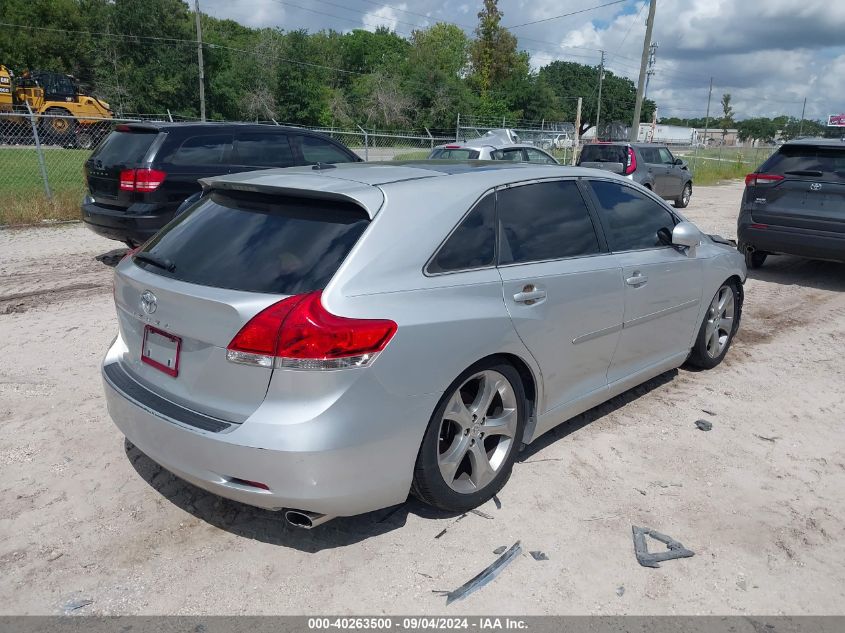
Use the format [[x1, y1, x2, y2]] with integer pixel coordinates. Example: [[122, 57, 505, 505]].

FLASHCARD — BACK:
[[284, 509, 333, 529]]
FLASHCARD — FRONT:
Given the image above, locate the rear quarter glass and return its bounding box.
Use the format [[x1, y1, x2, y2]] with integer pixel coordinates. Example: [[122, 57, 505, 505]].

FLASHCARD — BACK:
[[91, 130, 160, 166], [134, 192, 369, 295], [760, 145, 845, 182]]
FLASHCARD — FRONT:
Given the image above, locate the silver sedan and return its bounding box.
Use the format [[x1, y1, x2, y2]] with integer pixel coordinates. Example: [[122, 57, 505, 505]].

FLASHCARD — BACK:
[[102, 162, 745, 528]]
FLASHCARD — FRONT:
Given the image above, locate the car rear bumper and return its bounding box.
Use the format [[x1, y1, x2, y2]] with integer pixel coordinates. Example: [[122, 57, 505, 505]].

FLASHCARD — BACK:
[[101, 340, 439, 517], [81, 195, 174, 245], [738, 217, 845, 263]]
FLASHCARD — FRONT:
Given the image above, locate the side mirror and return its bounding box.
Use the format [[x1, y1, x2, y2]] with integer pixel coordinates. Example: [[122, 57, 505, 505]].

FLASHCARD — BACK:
[[672, 222, 702, 254]]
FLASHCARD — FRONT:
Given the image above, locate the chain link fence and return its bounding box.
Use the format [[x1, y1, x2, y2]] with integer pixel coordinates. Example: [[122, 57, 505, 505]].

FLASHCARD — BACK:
[[457, 114, 580, 164], [0, 109, 461, 225], [1, 108, 782, 226]]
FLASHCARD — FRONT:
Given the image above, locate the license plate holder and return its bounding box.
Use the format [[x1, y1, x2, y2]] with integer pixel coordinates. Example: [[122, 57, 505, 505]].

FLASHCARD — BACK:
[[141, 326, 181, 377]]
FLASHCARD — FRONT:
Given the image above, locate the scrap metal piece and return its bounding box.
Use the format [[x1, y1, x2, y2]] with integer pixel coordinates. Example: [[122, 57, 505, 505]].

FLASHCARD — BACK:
[[529, 551, 549, 561], [632, 526, 694, 568], [695, 419, 713, 431], [493, 546, 506, 555], [444, 541, 522, 605]]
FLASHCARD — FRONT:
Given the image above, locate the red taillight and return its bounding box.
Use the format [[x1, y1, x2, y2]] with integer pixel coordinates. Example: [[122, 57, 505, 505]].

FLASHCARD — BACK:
[[119, 168, 166, 192], [625, 146, 637, 175], [444, 145, 461, 149], [750, 223, 768, 230], [745, 173, 783, 187], [227, 291, 397, 370]]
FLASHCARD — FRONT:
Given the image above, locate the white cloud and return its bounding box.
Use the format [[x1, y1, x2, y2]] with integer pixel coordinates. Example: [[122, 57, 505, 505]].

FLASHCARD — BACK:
[[196, 0, 845, 121], [362, 4, 409, 32]]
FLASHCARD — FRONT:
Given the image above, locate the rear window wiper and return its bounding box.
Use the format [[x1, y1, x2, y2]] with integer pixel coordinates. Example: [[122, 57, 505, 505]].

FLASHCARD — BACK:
[[783, 170, 824, 177], [134, 251, 175, 272]]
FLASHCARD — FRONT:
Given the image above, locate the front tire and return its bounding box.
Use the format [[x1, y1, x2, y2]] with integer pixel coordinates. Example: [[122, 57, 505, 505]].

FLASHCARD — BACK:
[[687, 281, 741, 369], [412, 361, 526, 512], [40, 107, 76, 142], [675, 182, 692, 208]]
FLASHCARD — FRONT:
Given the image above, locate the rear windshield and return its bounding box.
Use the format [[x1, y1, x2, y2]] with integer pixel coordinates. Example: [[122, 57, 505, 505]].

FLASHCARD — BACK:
[[760, 145, 845, 182], [430, 148, 480, 160], [92, 129, 159, 166], [135, 192, 369, 294], [579, 145, 627, 165]]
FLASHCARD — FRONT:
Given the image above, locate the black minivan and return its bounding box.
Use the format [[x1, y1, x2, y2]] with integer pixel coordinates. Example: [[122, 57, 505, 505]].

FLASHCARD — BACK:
[[82, 122, 362, 246]]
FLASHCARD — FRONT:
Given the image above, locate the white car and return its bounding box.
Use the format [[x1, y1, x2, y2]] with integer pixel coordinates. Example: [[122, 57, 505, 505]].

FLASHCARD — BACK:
[[541, 133, 573, 150]]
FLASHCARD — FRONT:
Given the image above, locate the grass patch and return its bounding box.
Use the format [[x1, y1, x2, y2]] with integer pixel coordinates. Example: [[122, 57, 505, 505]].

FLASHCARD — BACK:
[[687, 155, 752, 186], [0, 146, 89, 225], [392, 150, 431, 161]]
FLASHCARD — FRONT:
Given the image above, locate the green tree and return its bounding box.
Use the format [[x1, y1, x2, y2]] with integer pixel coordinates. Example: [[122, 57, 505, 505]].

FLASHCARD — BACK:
[[780, 117, 826, 140], [405, 23, 474, 129], [719, 93, 734, 140], [469, 0, 529, 100], [540, 60, 654, 135], [736, 117, 778, 143]]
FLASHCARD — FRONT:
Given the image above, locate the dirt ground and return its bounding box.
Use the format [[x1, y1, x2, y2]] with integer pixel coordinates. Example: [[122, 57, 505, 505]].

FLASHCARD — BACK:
[[1, 182, 844, 616]]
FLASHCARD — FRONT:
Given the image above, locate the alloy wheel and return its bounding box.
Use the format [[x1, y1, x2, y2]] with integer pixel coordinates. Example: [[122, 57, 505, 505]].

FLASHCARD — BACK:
[[704, 285, 735, 358], [436, 370, 518, 494]]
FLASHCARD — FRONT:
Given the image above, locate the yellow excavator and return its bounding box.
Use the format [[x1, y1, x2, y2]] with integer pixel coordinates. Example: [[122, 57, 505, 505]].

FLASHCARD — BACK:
[[0, 64, 113, 148]]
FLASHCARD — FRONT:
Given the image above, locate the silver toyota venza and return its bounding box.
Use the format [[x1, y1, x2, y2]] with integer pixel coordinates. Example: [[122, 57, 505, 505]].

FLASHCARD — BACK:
[[102, 161, 746, 528]]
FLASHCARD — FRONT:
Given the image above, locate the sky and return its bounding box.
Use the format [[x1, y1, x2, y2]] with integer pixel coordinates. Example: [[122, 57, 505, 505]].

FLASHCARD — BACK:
[[198, 0, 845, 123]]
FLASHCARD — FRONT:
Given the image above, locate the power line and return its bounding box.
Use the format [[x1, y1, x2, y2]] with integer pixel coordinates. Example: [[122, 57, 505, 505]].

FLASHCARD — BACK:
[[506, 0, 628, 29]]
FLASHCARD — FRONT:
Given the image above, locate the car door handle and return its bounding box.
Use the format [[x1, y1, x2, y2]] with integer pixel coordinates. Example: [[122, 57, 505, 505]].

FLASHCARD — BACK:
[[626, 273, 648, 287], [513, 285, 547, 304]]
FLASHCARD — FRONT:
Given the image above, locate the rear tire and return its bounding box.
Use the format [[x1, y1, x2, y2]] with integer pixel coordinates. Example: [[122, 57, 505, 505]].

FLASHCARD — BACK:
[[412, 361, 526, 512], [674, 182, 692, 208], [687, 281, 741, 369], [742, 247, 767, 269]]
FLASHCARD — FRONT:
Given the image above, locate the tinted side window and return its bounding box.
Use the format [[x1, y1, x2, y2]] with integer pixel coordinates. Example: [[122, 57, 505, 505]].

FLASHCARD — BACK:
[[497, 181, 601, 265], [525, 148, 557, 164], [298, 135, 354, 164], [639, 147, 658, 163], [166, 134, 233, 166], [233, 133, 294, 167], [589, 181, 676, 251], [658, 147, 675, 165], [427, 194, 495, 274], [430, 148, 480, 160], [491, 148, 525, 162]]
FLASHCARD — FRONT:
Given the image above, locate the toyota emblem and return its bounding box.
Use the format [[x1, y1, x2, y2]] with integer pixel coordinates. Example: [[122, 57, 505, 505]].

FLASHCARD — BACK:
[[140, 290, 157, 314], [810, 183, 822, 191]]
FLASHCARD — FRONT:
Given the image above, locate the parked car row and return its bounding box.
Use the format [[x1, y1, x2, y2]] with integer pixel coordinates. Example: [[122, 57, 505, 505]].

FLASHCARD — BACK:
[[87, 120, 842, 527]]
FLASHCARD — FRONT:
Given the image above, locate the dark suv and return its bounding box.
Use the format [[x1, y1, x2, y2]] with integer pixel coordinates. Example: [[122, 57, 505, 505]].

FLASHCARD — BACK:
[[738, 139, 845, 268], [82, 122, 361, 245], [578, 142, 693, 208]]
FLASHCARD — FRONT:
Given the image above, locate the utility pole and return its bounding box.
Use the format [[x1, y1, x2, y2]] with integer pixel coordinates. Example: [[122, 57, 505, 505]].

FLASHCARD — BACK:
[[595, 50, 605, 141], [629, 0, 656, 142], [644, 41, 658, 100], [195, 0, 206, 121], [572, 96, 582, 165], [702, 77, 713, 147], [798, 97, 807, 137]]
